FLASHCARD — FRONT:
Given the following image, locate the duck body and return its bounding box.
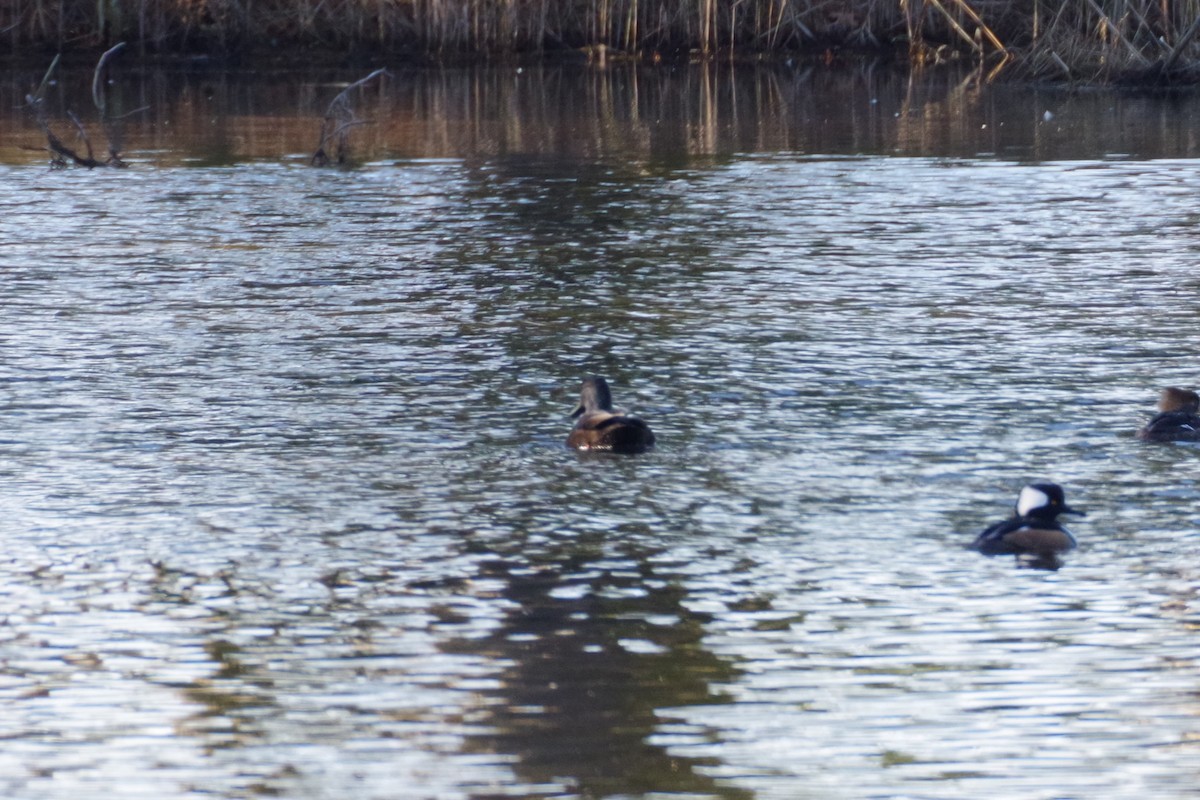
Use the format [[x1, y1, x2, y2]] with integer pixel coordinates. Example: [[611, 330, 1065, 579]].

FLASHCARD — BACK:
[[973, 483, 1083, 559], [1138, 387, 1200, 442], [566, 377, 656, 454]]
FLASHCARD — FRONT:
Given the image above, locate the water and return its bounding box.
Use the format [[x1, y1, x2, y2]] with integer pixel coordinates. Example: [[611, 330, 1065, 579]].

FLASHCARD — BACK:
[[4, 63, 1200, 799]]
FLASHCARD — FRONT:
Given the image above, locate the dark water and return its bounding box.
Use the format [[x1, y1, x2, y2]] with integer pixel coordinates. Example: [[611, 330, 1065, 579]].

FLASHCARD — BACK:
[[6, 61, 1200, 164], [4, 64, 1200, 799]]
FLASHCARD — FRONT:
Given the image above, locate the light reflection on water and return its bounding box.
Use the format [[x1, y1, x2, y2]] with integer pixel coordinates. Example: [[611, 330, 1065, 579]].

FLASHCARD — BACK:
[[4, 70, 1200, 798]]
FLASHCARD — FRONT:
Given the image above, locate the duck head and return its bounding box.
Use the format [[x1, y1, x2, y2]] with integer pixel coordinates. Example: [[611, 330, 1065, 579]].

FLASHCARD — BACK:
[[1016, 482, 1085, 521], [1158, 387, 1200, 415], [571, 376, 616, 418]]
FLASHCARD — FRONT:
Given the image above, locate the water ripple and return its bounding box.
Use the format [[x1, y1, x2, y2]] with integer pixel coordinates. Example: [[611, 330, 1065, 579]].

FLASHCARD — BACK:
[[5, 125, 1200, 798]]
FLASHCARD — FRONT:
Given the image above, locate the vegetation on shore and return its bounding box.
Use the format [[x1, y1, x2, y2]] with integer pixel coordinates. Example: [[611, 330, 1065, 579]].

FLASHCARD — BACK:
[[4, 0, 1200, 83]]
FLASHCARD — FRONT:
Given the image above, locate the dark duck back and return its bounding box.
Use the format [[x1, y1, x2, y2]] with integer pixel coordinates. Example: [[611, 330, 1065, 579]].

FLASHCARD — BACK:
[[1138, 387, 1200, 442], [566, 377, 656, 454]]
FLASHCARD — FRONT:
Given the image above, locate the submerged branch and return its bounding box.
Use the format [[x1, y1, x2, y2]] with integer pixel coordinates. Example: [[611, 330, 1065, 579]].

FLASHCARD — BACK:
[[26, 43, 137, 168], [66, 110, 95, 163], [31, 54, 61, 104], [323, 68, 389, 119], [92, 42, 127, 116], [312, 69, 389, 167]]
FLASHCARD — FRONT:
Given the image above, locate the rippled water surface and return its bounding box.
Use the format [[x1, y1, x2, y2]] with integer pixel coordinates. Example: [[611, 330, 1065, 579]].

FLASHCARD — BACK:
[[5, 64, 1200, 799]]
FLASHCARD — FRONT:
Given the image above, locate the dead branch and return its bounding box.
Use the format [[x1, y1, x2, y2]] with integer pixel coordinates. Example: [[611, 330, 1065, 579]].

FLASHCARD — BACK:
[[66, 110, 97, 163], [27, 107, 103, 168], [23, 56, 100, 168], [93, 42, 132, 166], [31, 54, 60, 103], [312, 68, 389, 167], [26, 44, 139, 169], [92, 42, 125, 116]]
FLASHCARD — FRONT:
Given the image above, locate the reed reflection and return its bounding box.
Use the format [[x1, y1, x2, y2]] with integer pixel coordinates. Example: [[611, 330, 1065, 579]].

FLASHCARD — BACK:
[[10, 62, 1200, 165], [443, 149, 726, 399], [455, 526, 750, 799]]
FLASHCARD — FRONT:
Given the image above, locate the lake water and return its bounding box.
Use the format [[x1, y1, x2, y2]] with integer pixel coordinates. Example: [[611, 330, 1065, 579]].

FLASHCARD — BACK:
[[4, 62, 1200, 799]]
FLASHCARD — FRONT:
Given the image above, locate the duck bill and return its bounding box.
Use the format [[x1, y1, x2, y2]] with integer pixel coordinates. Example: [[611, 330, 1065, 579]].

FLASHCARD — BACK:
[[570, 403, 585, 419], [1062, 505, 1085, 517]]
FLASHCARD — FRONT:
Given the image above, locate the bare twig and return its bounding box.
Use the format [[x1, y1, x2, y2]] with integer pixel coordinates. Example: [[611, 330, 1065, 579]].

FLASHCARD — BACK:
[[111, 105, 152, 121]]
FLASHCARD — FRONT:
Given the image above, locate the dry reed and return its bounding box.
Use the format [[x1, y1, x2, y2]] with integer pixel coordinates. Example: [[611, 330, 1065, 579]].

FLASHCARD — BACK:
[[3, 1, 1200, 81]]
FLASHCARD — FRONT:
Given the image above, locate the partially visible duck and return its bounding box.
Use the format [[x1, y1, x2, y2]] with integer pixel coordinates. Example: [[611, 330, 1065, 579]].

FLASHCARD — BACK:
[[566, 377, 656, 454], [973, 482, 1084, 565], [1137, 387, 1200, 442]]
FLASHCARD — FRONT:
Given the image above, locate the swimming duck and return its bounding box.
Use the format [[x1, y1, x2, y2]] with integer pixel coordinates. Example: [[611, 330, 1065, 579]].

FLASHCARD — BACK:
[[566, 377, 656, 454], [1137, 387, 1200, 442], [973, 482, 1083, 561]]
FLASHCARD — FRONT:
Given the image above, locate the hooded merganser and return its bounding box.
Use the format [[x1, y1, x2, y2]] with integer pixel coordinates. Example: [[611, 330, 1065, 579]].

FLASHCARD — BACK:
[[973, 483, 1084, 561], [1137, 387, 1200, 442], [566, 376, 656, 454]]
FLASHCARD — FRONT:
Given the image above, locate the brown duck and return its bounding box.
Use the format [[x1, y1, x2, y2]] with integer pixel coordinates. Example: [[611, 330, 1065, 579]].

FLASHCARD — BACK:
[[566, 377, 656, 454], [1137, 387, 1200, 442]]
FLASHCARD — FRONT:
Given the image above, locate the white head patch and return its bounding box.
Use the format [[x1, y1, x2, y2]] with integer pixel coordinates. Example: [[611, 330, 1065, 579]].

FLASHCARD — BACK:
[[1017, 485, 1051, 516]]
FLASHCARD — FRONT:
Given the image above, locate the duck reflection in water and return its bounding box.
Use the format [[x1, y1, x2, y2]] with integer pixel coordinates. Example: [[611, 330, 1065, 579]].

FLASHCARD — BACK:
[[567, 376, 656, 454], [973, 483, 1085, 570], [1137, 387, 1200, 442]]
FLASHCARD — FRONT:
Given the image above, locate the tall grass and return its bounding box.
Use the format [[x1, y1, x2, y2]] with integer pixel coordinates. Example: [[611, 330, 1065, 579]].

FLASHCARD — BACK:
[[3, 1, 1200, 80]]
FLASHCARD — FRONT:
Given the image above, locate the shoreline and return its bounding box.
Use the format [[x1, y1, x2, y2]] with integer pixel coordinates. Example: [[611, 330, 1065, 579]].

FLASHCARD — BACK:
[[5, 0, 1200, 86]]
